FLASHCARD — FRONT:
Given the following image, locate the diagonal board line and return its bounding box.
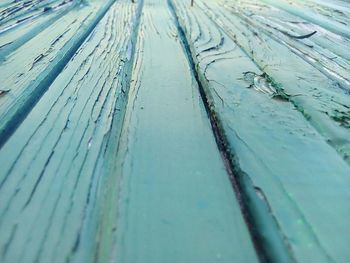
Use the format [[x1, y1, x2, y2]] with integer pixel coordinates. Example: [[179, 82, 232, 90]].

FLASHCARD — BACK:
[[167, 0, 295, 262], [0, 0, 117, 149]]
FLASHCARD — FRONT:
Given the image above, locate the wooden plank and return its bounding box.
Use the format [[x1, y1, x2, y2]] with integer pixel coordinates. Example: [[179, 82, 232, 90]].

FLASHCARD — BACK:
[[171, 0, 350, 262], [113, 0, 258, 262], [0, 0, 116, 147], [219, 0, 350, 85], [192, 0, 350, 164], [0, 0, 349, 262], [0, 0, 62, 27], [261, 0, 350, 39], [0, 1, 140, 262], [0, 1, 75, 58]]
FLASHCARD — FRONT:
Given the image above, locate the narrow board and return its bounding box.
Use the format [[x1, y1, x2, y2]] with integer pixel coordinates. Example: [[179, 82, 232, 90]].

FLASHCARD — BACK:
[[113, 0, 258, 262], [172, 0, 350, 261], [0, 1, 140, 262]]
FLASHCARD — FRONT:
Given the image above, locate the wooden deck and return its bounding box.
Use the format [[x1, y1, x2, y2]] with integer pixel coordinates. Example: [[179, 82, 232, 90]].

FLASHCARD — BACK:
[[0, 0, 349, 262]]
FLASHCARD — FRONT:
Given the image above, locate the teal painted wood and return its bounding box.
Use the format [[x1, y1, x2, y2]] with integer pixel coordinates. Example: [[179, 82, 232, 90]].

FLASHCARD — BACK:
[[194, 0, 350, 164], [0, 1, 76, 59], [113, 0, 258, 262], [261, 0, 350, 39], [0, 0, 140, 262], [172, 0, 350, 262], [0, 0, 62, 27], [219, 0, 350, 89], [235, 0, 350, 62], [0, 0, 116, 146], [0, 0, 349, 262]]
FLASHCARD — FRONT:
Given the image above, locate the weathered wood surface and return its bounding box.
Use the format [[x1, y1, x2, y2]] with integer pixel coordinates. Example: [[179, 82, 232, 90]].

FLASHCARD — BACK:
[[261, 0, 350, 39], [171, 0, 350, 262], [113, 0, 257, 262], [191, 0, 350, 163], [0, 0, 116, 147], [0, 0, 140, 262], [0, 0, 76, 57], [0, 0, 349, 262]]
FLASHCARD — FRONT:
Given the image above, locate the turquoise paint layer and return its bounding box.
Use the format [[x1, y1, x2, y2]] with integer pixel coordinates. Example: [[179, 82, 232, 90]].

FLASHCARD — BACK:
[[172, 0, 350, 261], [0, 1, 140, 262], [114, 0, 258, 262]]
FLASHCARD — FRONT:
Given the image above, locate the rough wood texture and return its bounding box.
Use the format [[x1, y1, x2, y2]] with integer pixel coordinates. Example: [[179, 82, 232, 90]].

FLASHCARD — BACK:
[[113, 0, 258, 262], [0, 0, 116, 146], [0, 1, 140, 262], [0, 0, 349, 262], [171, 0, 350, 262]]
